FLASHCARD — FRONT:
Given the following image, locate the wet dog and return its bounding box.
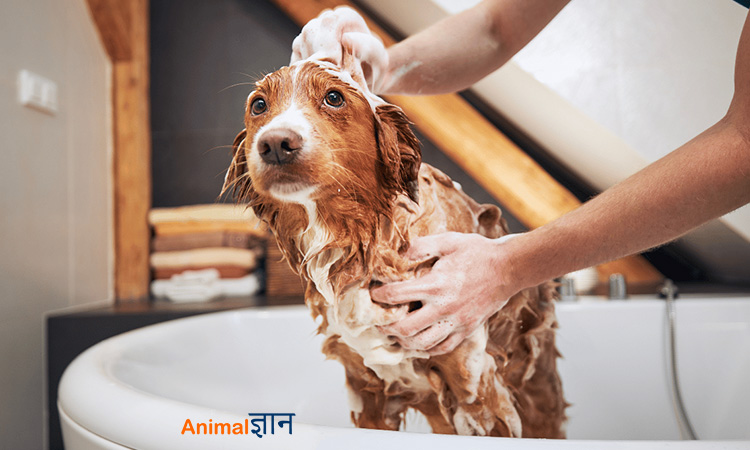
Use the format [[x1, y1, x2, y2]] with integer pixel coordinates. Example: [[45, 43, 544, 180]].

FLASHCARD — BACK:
[[223, 58, 566, 437]]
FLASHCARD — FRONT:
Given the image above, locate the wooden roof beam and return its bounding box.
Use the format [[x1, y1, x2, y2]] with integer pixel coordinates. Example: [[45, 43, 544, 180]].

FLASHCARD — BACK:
[[85, 0, 133, 61], [88, 0, 152, 302]]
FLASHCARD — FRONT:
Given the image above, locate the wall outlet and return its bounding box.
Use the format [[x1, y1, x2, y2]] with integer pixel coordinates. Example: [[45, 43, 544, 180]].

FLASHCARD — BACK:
[[18, 70, 58, 115]]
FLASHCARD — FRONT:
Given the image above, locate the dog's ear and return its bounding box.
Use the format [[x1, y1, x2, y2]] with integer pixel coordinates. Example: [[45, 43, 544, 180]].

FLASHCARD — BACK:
[[221, 129, 250, 199], [375, 104, 422, 203], [477, 204, 509, 239]]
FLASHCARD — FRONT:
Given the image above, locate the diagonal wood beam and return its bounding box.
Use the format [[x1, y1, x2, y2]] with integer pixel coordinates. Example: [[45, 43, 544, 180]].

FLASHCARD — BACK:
[[111, 0, 151, 302], [270, 0, 663, 284]]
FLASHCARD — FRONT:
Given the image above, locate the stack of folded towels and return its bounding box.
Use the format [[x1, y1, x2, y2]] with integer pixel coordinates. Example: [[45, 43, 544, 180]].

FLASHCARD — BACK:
[[149, 204, 267, 303]]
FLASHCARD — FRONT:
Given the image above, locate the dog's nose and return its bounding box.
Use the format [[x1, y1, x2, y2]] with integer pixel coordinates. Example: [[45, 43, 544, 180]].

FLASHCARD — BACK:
[[257, 129, 303, 165]]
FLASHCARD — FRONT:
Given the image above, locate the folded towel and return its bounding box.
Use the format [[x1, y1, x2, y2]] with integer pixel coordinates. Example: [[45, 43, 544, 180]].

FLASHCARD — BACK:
[[150, 269, 263, 303], [152, 221, 266, 237], [149, 204, 267, 237], [150, 248, 258, 270], [151, 231, 266, 252], [153, 265, 251, 280], [149, 204, 256, 224]]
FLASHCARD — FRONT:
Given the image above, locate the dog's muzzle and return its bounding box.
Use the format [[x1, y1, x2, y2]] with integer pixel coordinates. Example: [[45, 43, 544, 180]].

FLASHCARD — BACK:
[[258, 128, 304, 165]]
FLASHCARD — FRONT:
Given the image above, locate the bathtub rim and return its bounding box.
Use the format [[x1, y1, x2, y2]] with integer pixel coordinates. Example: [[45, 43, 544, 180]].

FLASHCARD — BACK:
[[58, 299, 750, 449]]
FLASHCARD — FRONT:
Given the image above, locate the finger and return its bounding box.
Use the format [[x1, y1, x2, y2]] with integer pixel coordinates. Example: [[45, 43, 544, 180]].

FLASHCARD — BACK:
[[406, 232, 461, 261], [340, 49, 368, 88], [342, 32, 387, 88], [332, 6, 369, 34], [370, 276, 436, 305], [291, 11, 342, 64], [399, 320, 453, 351], [379, 305, 439, 338], [292, 7, 373, 67], [291, 35, 304, 63], [291, 25, 321, 63], [427, 332, 464, 356], [342, 32, 386, 64]]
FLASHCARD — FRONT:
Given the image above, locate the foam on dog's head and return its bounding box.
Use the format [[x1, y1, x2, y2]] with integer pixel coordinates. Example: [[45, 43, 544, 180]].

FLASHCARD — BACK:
[[295, 59, 385, 111], [290, 6, 388, 110]]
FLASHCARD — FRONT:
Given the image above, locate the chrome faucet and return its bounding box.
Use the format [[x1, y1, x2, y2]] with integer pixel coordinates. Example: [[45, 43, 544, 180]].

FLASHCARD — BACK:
[[608, 273, 627, 299], [559, 277, 577, 302]]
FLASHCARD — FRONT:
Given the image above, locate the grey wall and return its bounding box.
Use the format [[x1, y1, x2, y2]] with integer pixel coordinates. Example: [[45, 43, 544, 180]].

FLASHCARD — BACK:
[[150, 0, 300, 207]]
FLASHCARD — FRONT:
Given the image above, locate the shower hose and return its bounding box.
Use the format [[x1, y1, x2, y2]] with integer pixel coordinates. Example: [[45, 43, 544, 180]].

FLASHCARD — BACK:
[[662, 279, 699, 440]]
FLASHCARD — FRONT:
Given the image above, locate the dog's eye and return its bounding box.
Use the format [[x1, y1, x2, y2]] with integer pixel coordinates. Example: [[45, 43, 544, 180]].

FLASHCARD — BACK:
[[250, 98, 267, 115], [324, 91, 344, 108]]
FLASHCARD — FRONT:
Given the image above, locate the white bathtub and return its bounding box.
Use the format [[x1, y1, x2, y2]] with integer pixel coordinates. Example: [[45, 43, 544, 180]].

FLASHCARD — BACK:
[[58, 297, 750, 449]]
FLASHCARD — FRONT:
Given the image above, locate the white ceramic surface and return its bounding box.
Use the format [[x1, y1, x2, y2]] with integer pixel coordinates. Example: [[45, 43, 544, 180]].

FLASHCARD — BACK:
[[59, 297, 750, 449]]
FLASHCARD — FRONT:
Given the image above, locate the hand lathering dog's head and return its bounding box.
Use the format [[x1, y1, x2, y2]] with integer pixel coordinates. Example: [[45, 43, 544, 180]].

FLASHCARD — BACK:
[[223, 60, 421, 220]]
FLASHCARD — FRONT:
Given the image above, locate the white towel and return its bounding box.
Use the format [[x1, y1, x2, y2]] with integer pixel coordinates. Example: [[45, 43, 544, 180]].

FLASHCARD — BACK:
[[150, 269, 263, 303]]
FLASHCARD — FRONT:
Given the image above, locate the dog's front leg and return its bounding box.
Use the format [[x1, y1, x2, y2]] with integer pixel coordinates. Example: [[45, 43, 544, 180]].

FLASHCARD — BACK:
[[346, 377, 405, 431], [430, 330, 522, 437], [322, 335, 405, 430]]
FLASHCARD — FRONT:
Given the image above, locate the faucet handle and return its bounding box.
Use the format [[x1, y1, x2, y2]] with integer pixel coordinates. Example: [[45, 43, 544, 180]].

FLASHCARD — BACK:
[[559, 277, 577, 302], [608, 273, 627, 300], [658, 278, 679, 299]]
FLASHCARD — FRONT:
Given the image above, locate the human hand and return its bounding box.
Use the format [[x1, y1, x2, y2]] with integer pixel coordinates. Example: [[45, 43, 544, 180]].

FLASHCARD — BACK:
[[291, 6, 389, 93], [370, 232, 521, 355]]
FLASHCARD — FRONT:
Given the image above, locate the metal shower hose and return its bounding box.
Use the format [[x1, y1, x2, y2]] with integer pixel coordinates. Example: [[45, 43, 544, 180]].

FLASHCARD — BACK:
[[662, 279, 699, 440]]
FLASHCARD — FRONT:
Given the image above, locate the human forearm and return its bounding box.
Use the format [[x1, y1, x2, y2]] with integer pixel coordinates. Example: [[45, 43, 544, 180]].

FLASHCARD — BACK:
[[379, 0, 570, 95], [373, 123, 749, 354], [500, 118, 750, 293], [368, 10, 750, 355], [500, 11, 750, 293]]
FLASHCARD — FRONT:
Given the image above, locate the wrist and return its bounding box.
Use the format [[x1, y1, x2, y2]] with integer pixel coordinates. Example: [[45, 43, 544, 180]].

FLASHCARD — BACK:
[[373, 69, 394, 96], [491, 234, 526, 301], [374, 56, 401, 96], [378, 46, 422, 96]]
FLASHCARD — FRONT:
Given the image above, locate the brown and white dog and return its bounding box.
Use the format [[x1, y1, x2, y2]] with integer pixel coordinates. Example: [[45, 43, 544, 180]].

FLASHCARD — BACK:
[[223, 57, 566, 438]]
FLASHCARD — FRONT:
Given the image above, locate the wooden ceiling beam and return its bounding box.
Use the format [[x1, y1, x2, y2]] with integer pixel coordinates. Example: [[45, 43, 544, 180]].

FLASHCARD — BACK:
[[85, 0, 133, 61], [88, 0, 152, 302]]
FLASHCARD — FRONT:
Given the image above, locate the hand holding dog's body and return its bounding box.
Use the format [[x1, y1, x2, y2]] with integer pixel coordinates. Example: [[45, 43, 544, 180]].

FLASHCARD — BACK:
[[373, 233, 518, 355]]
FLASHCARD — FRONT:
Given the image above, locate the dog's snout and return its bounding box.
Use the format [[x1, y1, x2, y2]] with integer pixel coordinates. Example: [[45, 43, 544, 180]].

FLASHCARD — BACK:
[[258, 129, 303, 165]]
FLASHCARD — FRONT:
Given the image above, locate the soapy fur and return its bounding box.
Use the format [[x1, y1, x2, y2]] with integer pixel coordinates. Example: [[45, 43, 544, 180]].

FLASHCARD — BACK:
[[223, 33, 566, 437]]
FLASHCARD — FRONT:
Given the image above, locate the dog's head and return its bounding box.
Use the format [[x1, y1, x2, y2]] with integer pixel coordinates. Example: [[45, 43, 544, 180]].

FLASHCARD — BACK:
[[223, 60, 421, 222]]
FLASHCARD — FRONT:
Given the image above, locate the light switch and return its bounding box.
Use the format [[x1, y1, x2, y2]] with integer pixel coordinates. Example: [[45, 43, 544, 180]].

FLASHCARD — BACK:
[[18, 70, 58, 115]]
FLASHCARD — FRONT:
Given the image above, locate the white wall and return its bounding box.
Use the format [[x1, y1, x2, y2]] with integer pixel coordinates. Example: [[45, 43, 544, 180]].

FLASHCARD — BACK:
[[508, 0, 750, 243], [514, 0, 746, 162], [0, 0, 112, 447]]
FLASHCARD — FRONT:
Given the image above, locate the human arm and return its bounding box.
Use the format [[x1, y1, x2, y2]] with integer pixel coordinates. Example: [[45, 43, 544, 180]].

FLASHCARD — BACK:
[[372, 10, 750, 354], [502, 7, 750, 290], [379, 0, 570, 95], [290, 0, 570, 95]]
